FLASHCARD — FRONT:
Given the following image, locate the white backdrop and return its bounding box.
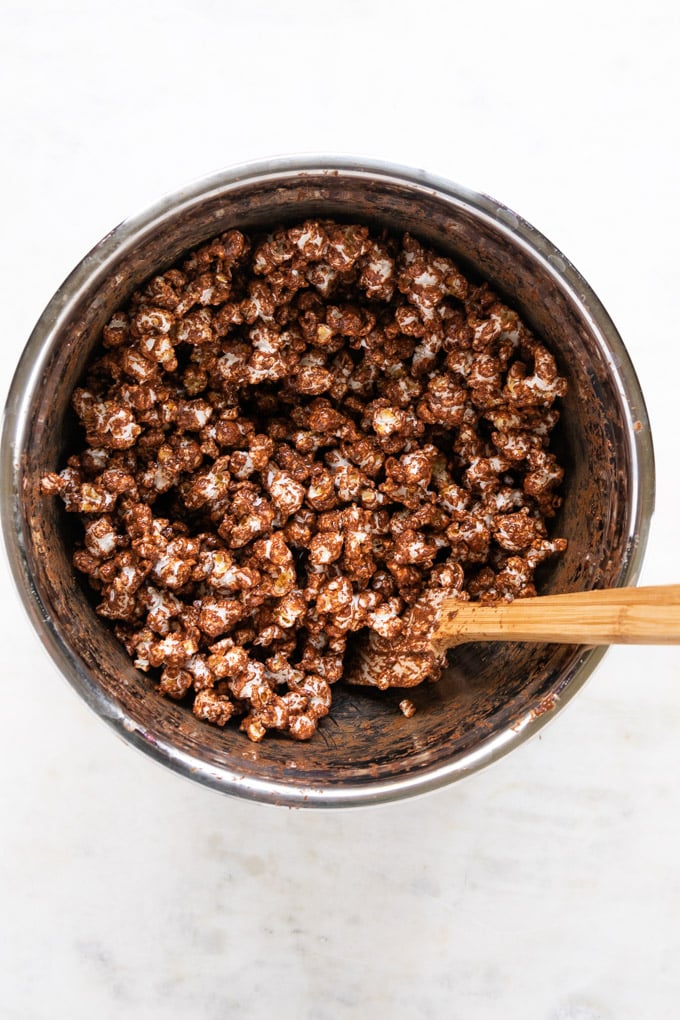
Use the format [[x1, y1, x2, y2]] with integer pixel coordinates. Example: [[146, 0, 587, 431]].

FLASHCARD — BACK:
[[2, 2, 679, 1017]]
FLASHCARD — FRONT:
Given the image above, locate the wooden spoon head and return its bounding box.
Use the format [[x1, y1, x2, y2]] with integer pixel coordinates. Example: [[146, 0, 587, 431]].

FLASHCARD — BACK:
[[346, 590, 458, 688], [347, 629, 445, 689]]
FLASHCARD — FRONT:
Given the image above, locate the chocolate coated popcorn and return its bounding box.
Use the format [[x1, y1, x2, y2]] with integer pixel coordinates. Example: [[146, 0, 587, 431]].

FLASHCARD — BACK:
[[42, 220, 567, 741]]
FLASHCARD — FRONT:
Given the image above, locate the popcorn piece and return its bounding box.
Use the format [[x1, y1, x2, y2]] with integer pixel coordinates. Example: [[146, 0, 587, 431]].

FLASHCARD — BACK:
[[399, 699, 417, 718], [193, 689, 235, 726]]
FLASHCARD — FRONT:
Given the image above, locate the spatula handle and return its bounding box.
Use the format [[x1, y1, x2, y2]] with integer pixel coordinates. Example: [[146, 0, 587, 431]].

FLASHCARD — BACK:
[[433, 585, 680, 650]]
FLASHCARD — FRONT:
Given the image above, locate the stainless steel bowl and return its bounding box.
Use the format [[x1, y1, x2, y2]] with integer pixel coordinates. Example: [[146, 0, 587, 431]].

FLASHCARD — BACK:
[[1, 156, 655, 807]]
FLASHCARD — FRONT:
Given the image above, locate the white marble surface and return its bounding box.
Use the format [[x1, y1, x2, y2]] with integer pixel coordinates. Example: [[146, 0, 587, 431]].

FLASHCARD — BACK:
[[2, 2, 680, 1017]]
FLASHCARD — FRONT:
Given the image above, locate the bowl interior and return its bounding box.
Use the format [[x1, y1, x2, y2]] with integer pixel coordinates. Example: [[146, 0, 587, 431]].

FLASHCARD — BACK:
[[10, 164, 651, 804]]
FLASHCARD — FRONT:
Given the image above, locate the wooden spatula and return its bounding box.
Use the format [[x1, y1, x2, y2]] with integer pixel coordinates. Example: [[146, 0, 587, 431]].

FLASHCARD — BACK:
[[349, 585, 680, 689], [431, 584, 680, 652]]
